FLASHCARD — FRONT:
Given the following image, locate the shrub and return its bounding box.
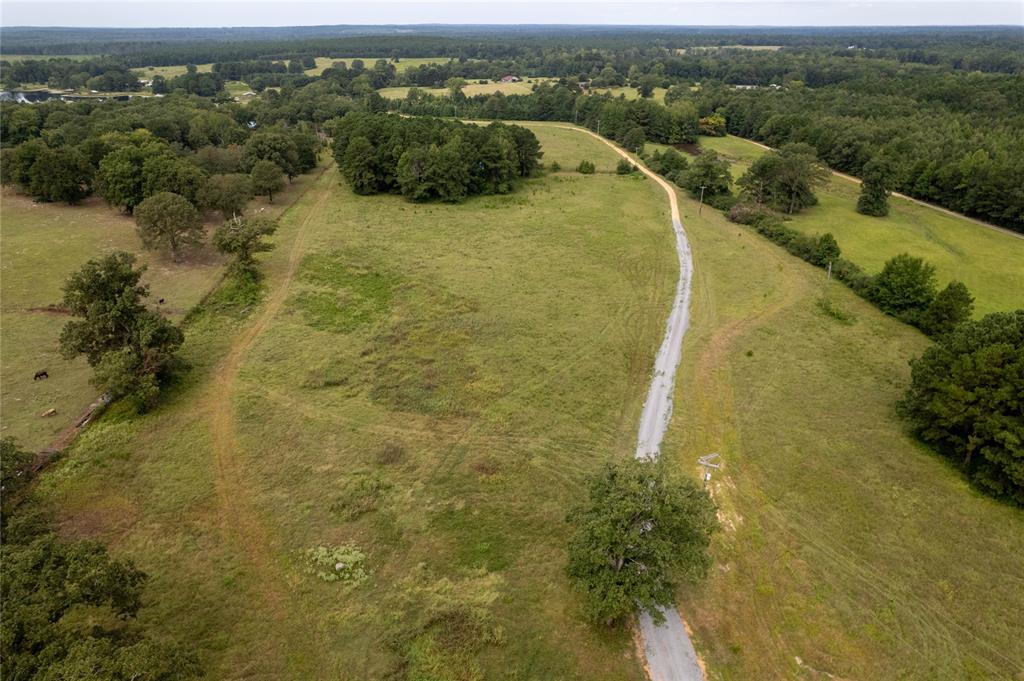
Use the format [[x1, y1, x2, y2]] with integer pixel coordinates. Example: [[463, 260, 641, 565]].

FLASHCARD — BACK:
[[0, 437, 34, 498], [615, 158, 636, 175], [728, 202, 777, 226], [302, 544, 369, 584], [212, 216, 277, 275], [898, 310, 1024, 505], [576, 160, 596, 174], [549, 160, 561, 172], [816, 296, 856, 325], [705, 192, 738, 212], [918, 281, 974, 337], [870, 253, 937, 323], [831, 258, 873, 295]]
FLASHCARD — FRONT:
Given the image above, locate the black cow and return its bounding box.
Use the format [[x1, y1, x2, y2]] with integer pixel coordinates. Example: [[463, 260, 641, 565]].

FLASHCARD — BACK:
[[34, 370, 49, 380]]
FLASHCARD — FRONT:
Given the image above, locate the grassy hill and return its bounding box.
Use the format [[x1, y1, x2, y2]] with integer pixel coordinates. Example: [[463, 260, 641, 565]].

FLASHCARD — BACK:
[[32, 127, 672, 680], [11, 124, 1023, 680], [697, 135, 1024, 316], [664, 173, 1024, 679]]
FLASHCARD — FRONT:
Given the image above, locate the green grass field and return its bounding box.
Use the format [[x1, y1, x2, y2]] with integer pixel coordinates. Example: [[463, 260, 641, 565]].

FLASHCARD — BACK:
[[0, 174, 321, 451], [133, 62, 215, 79], [694, 135, 1024, 316], [661, 179, 1024, 680], [32, 127, 675, 679], [379, 78, 555, 100], [590, 86, 668, 104], [304, 56, 452, 76]]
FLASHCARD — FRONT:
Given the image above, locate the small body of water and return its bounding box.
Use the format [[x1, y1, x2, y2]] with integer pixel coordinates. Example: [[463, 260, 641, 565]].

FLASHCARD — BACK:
[[0, 90, 136, 103]]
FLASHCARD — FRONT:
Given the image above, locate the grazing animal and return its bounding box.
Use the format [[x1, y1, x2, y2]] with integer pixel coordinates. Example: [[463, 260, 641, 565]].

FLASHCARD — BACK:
[[158, 298, 165, 304], [34, 370, 48, 380]]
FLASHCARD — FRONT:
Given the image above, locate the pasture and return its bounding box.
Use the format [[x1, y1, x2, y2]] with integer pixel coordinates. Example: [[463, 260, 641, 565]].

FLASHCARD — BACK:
[[33, 127, 675, 679], [589, 86, 668, 104], [695, 135, 1024, 315], [134, 62, 215, 79], [379, 78, 554, 100], [0, 173, 320, 451], [662, 177, 1024, 679], [13, 122, 1023, 680], [304, 56, 452, 76]]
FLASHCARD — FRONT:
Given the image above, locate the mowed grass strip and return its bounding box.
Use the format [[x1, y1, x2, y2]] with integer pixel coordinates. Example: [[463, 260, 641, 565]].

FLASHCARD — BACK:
[[697, 135, 1024, 316], [37, 127, 676, 679], [664, 181, 1024, 679]]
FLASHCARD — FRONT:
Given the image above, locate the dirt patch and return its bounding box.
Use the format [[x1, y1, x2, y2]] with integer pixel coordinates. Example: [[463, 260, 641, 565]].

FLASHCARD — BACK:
[[25, 304, 70, 315], [674, 143, 701, 156]]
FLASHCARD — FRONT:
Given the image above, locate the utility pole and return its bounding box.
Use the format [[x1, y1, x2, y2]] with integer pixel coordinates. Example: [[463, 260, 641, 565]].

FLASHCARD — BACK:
[[698, 185, 707, 215], [698, 453, 721, 487], [827, 260, 833, 280]]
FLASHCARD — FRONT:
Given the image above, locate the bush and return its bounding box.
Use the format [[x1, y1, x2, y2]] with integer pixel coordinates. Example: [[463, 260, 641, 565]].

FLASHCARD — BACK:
[[615, 158, 636, 175], [816, 296, 856, 325], [577, 160, 596, 174], [870, 253, 937, 324], [918, 281, 974, 337], [831, 258, 873, 295], [898, 310, 1024, 505], [549, 160, 561, 172], [728, 202, 777, 226]]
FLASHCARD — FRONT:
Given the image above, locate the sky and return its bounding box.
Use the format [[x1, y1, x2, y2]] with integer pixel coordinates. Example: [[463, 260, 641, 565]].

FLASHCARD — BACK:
[[1, 0, 1022, 28]]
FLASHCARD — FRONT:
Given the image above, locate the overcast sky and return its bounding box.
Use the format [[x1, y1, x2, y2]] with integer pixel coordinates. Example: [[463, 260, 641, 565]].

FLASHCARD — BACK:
[[2, 1, 1022, 28]]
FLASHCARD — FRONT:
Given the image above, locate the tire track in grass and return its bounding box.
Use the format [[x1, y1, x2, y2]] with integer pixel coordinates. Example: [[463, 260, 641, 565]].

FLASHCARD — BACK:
[[202, 169, 332, 675]]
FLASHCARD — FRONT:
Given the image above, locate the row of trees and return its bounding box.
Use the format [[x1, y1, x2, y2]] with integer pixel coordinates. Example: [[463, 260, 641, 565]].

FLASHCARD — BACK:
[[640, 140, 979, 341], [330, 113, 542, 202]]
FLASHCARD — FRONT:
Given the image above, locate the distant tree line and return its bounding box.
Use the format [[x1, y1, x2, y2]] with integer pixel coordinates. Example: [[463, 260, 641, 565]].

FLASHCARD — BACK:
[[0, 56, 141, 91], [1, 95, 318, 219], [4, 27, 1020, 74], [330, 112, 542, 202]]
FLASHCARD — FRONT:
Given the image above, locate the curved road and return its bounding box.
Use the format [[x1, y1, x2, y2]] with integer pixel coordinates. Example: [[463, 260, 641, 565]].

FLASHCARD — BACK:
[[561, 127, 704, 681]]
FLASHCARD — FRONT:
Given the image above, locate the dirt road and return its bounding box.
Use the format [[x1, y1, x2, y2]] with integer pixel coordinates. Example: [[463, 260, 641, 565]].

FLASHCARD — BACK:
[[560, 126, 705, 681]]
